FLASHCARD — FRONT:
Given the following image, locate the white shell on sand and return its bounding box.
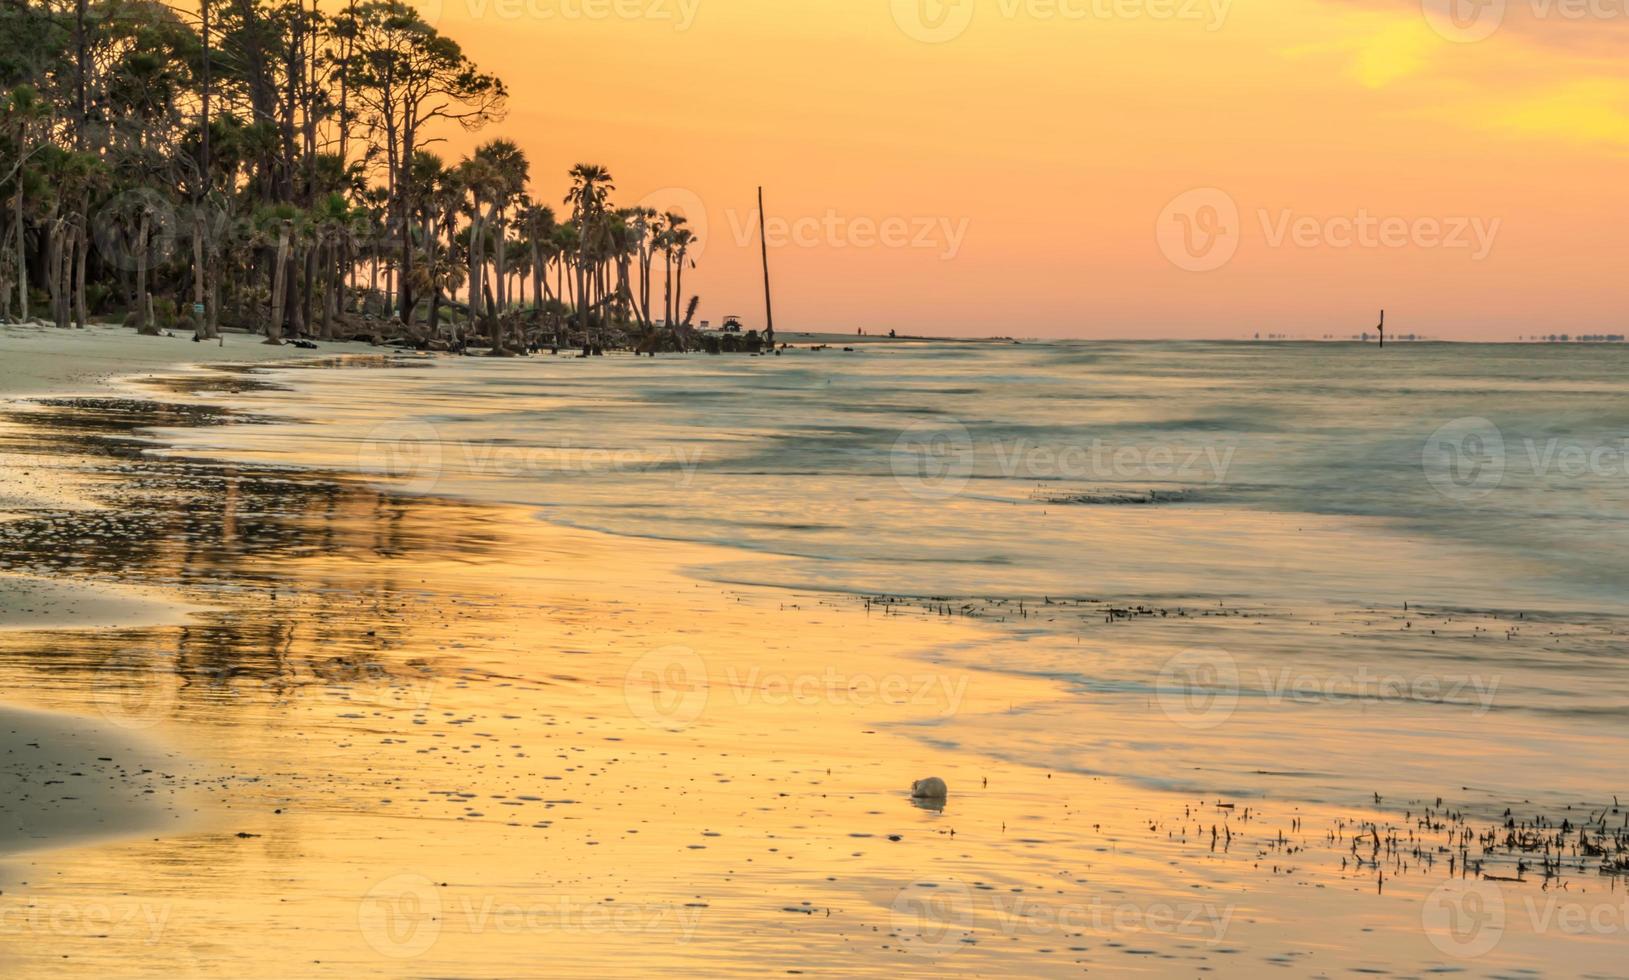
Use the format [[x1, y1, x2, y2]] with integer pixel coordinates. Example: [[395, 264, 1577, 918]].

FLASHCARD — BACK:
[[911, 777, 948, 800]]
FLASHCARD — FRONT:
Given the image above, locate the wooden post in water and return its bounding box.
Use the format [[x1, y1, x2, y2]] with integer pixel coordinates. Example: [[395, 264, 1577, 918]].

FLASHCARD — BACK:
[[758, 187, 776, 353]]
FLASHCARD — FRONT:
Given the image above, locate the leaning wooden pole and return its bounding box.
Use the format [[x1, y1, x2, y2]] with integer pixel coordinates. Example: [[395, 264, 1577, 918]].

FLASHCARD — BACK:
[[757, 186, 775, 352]]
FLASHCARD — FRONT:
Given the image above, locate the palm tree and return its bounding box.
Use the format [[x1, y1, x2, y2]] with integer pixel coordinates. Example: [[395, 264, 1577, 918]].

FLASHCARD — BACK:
[[473, 140, 527, 310], [312, 192, 354, 340], [550, 222, 578, 346], [627, 207, 661, 332], [3, 85, 49, 322], [520, 201, 556, 327], [669, 223, 697, 352], [564, 163, 613, 350], [457, 153, 498, 341]]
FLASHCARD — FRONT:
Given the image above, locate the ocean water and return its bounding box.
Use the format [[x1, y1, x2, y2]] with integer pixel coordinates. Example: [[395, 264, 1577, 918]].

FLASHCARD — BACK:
[[153, 340, 1629, 809]]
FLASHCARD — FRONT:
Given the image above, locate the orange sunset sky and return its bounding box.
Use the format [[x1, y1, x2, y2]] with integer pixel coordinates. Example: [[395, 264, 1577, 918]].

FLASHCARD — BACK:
[[405, 0, 1624, 339]]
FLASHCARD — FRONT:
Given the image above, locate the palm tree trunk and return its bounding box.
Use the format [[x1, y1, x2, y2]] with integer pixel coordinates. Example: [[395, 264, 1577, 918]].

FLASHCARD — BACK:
[[135, 210, 155, 334], [73, 221, 88, 328], [288, 248, 307, 338], [576, 231, 589, 347], [45, 216, 64, 328], [673, 253, 686, 352], [12, 173, 25, 322], [531, 241, 542, 326], [267, 221, 290, 343], [494, 213, 507, 313], [301, 240, 316, 335], [192, 212, 208, 337], [321, 235, 337, 340], [337, 238, 350, 318], [468, 208, 483, 337], [663, 252, 673, 329]]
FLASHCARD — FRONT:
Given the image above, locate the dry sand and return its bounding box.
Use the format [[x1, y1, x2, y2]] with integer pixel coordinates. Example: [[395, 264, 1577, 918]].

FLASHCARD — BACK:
[[0, 321, 379, 398]]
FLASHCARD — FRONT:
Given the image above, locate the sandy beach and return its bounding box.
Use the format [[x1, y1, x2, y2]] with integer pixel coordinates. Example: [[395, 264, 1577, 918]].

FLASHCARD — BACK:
[[2, 327, 1627, 977], [0, 323, 385, 867]]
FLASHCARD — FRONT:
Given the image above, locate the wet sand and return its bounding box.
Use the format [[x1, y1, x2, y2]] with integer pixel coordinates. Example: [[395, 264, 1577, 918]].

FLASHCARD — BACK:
[[0, 703, 197, 856], [1, 335, 1627, 976]]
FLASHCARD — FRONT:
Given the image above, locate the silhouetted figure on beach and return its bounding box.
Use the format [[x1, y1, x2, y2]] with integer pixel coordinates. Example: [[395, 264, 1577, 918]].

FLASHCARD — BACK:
[[1378, 310, 1385, 349]]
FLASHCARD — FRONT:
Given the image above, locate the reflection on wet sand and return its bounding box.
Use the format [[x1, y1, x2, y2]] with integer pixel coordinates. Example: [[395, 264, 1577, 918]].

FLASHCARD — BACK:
[[1, 382, 1626, 977]]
